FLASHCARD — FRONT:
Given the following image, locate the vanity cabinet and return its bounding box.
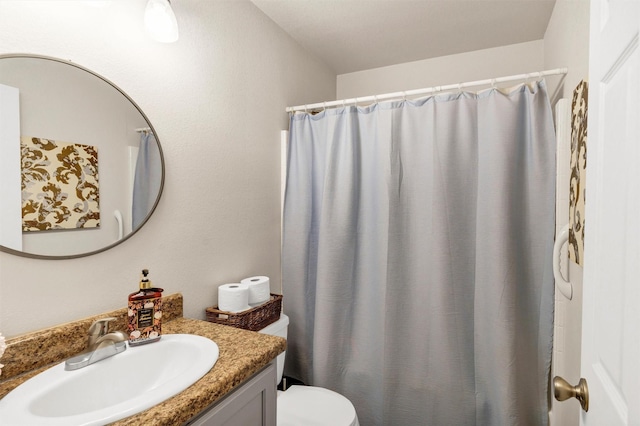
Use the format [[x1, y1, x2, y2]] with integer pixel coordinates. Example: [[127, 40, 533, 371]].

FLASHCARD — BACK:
[[0, 303, 285, 426], [186, 361, 276, 426]]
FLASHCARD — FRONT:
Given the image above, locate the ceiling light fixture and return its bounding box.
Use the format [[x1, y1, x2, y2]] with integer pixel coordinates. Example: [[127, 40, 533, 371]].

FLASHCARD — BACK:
[[144, 0, 179, 43]]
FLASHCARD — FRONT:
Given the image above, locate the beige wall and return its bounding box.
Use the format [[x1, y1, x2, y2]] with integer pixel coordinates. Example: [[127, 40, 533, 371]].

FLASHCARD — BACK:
[[337, 40, 544, 99], [0, 2, 590, 362], [0, 0, 335, 338], [544, 0, 591, 105], [544, 1, 590, 426]]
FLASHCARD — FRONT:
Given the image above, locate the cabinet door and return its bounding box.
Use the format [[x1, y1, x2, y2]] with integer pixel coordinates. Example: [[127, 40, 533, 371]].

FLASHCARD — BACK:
[[187, 362, 276, 426]]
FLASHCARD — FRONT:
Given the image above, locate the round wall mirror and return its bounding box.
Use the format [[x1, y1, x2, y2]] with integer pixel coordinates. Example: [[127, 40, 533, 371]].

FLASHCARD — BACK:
[[0, 54, 164, 259]]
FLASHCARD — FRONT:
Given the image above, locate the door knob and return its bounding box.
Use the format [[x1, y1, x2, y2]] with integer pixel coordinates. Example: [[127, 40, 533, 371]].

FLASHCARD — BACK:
[[553, 376, 589, 412]]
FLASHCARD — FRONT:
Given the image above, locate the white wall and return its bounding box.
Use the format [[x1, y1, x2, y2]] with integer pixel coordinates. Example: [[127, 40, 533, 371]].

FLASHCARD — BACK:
[[543, 1, 590, 426], [337, 40, 544, 99], [0, 0, 335, 338], [544, 0, 591, 105]]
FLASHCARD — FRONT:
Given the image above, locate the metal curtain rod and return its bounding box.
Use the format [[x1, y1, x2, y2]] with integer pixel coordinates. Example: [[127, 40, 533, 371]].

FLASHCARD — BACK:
[[286, 67, 568, 113], [135, 127, 151, 134]]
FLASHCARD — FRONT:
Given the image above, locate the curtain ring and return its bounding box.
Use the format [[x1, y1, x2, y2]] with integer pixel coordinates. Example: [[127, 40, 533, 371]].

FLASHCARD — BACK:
[[354, 97, 358, 107], [304, 104, 308, 113], [373, 95, 378, 104], [323, 102, 327, 111], [403, 91, 407, 102], [491, 79, 497, 89], [457, 83, 463, 94]]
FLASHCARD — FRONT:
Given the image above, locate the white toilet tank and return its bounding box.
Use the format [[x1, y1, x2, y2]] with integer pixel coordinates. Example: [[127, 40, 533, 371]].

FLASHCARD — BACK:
[[258, 314, 289, 384]]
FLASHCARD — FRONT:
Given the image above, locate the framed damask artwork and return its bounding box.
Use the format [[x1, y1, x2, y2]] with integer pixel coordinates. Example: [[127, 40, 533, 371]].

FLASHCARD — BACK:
[[569, 80, 588, 266], [20, 136, 100, 231]]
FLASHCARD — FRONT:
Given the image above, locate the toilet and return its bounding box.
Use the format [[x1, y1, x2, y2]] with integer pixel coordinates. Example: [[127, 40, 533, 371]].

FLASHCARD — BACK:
[[259, 314, 359, 426]]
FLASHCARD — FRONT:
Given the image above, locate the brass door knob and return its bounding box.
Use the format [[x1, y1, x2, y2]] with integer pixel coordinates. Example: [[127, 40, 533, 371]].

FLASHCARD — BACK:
[[553, 376, 589, 412]]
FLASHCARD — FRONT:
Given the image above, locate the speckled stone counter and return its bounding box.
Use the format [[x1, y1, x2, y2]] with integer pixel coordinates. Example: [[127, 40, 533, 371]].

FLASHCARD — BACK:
[[0, 293, 286, 425]]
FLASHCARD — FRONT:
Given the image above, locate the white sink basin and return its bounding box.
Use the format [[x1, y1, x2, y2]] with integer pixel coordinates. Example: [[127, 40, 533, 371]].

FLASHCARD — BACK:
[[0, 334, 219, 425]]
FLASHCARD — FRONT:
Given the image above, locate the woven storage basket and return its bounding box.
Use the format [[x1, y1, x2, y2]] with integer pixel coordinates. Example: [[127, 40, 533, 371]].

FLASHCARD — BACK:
[[205, 293, 282, 331]]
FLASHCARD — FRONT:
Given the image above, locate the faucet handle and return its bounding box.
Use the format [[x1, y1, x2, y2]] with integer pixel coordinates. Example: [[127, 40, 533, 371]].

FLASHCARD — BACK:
[[88, 317, 116, 339]]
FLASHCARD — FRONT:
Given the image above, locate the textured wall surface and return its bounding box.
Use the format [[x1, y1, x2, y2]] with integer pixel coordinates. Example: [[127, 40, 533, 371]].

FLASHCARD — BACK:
[[0, 0, 335, 338], [543, 0, 591, 105], [337, 40, 544, 99], [543, 2, 590, 426]]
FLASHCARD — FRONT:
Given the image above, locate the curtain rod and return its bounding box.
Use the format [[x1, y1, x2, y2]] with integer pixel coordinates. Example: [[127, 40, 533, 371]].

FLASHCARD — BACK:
[[286, 67, 568, 113]]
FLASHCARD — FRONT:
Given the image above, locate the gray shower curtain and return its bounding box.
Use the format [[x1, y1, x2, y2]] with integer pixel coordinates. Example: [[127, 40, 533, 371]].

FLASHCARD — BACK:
[[132, 132, 162, 230], [282, 81, 556, 425]]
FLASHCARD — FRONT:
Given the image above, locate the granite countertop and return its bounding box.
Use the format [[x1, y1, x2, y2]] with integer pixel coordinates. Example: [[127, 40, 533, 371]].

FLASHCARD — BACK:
[[0, 293, 286, 425]]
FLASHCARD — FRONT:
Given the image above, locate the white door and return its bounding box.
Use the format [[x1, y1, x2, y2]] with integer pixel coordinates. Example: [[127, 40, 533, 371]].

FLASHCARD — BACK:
[[580, 0, 640, 424]]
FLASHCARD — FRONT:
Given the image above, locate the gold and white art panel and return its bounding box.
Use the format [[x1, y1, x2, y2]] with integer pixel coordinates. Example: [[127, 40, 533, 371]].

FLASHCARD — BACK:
[[21, 136, 100, 231], [569, 80, 587, 266]]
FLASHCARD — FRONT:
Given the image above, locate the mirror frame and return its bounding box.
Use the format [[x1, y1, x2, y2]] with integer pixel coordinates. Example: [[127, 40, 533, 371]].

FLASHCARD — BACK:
[[0, 54, 165, 260]]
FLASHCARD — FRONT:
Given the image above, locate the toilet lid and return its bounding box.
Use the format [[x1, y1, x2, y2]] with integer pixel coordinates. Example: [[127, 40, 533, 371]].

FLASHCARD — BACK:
[[278, 385, 358, 426]]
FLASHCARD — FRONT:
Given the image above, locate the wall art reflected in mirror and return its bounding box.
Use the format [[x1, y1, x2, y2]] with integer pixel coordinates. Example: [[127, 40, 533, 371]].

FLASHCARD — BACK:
[[0, 54, 164, 259]]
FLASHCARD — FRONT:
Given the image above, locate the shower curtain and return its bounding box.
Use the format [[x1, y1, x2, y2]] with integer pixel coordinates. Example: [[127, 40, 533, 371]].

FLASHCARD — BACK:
[[132, 132, 161, 230], [282, 81, 556, 425]]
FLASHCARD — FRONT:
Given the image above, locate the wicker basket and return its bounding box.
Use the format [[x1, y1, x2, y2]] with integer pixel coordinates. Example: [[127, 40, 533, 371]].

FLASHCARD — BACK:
[[205, 293, 282, 331]]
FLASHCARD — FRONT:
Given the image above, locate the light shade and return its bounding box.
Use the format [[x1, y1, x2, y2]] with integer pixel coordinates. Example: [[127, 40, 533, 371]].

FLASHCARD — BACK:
[[144, 0, 179, 43]]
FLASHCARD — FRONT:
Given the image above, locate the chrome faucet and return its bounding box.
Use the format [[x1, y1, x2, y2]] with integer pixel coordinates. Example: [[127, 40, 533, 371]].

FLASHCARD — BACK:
[[65, 317, 128, 371]]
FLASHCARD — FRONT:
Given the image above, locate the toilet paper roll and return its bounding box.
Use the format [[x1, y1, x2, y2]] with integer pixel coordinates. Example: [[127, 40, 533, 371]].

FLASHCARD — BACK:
[[218, 283, 251, 313], [241, 276, 271, 306]]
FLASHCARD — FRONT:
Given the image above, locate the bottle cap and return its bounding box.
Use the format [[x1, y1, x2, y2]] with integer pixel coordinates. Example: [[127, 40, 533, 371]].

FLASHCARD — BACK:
[[140, 268, 152, 290]]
